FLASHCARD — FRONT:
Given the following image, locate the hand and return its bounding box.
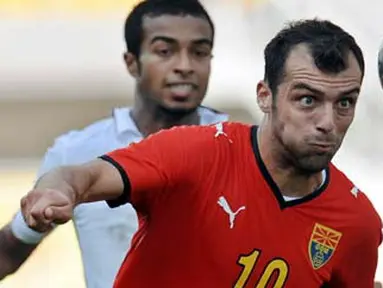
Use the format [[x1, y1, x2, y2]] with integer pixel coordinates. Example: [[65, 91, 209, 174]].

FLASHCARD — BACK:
[[20, 188, 75, 233]]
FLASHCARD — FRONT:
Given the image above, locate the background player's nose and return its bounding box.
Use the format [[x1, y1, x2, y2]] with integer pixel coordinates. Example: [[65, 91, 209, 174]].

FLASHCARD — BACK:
[[174, 53, 194, 76]]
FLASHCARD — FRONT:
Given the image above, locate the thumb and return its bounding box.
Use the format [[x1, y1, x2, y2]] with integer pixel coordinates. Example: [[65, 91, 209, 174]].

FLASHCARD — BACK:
[[44, 206, 72, 224]]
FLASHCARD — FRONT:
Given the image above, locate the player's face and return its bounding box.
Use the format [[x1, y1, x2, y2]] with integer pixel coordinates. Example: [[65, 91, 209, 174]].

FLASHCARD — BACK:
[[270, 44, 362, 173], [125, 15, 213, 115]]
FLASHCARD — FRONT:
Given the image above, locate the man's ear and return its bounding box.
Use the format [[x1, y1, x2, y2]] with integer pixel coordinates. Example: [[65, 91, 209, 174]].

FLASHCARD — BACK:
[[256, 81, 273, 113], [123, 52, 139, 78]]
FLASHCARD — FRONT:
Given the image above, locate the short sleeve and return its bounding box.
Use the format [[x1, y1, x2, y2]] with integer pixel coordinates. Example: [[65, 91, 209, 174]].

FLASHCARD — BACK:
[[36, 143, 66, 179], [100, 125, 217, 213]]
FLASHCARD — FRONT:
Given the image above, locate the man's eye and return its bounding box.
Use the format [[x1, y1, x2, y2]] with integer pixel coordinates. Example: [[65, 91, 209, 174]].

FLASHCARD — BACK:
[[338, 98, 353, 109], [156, 48, 171, 57], [194, 49, 210, 58], [299, 96, 315, 107]]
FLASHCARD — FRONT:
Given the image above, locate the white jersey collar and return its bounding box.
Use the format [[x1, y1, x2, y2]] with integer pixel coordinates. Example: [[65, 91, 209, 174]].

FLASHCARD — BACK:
[[113, 106, 229, 136]]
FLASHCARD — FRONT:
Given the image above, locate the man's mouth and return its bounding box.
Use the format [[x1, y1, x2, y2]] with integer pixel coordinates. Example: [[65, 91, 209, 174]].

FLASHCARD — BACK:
[[166, 83, 196, 97]]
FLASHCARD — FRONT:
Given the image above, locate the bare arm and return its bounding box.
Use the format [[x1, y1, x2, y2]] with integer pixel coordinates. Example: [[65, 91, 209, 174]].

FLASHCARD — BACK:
[[22, 125, 214, 232], [0, 223, 37, 280], [21, 159, 125, 232], [35, 158, 125, 204]]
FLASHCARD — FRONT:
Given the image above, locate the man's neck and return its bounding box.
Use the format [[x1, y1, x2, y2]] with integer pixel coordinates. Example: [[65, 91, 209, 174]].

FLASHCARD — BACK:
[[130, 104, 200, 137], [257, 125, 324, 198]]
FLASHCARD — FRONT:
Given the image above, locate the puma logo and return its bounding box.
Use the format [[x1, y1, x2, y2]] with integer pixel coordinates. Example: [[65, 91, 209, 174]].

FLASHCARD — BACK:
[[217, 196, 245, 229], [214, 123, 232, 143]]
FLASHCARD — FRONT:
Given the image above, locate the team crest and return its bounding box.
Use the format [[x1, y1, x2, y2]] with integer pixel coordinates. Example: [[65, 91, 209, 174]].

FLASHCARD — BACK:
[[309, 223, 342, 270]]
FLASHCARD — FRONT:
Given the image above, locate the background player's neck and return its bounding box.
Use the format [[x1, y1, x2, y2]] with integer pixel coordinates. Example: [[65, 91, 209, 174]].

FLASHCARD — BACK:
[[131, 98, 200, 138], [257, 125, 324, 198]]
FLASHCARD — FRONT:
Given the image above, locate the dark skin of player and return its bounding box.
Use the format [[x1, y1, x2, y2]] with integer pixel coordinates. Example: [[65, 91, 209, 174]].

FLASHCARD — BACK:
[[0, 14, 213, 280], [126, 15, 213, 136]]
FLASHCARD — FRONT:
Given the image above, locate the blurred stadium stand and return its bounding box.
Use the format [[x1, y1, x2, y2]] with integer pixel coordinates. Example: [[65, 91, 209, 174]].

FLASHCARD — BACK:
[[0, 0, 382, 287], [0, 0, 261, 158]]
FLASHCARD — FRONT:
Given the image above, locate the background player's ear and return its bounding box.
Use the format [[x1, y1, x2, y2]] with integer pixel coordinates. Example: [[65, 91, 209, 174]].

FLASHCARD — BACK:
[[124, 52, 139, 78], [256, 81, 272, 113]]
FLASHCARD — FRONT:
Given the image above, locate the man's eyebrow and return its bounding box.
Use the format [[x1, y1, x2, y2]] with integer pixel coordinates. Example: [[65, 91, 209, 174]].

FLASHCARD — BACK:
[[149, 36, 212, 47], [292, 82, 361, 97], [292, 82, 324, 95], [150, 36, 177, 45], [191, 38, 212, 47], [339, 87, 360, 96]]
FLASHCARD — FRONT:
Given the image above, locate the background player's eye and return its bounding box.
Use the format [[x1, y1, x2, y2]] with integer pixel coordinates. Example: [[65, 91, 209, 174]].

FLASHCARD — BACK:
[[192, 47, 211, 58], [299, 96, 316, 107], [156, 48, 172, 57], [194, 50, 208, 57]]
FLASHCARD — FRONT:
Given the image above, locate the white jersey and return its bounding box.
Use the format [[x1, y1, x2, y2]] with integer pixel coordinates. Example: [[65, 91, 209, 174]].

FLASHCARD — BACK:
[[36, 106, 228, 288]]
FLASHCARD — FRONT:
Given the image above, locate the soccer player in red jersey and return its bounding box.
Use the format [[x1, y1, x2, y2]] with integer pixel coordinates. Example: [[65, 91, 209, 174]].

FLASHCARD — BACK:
[[20, 19, 382, 287]]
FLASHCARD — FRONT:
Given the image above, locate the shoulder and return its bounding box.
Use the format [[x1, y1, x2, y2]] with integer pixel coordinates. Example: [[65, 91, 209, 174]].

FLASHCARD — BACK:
[[198, 105, 229, 124], [146, 121, 251, 144], [125, 122, 252, 161], [41, 115, 117, 168], [330, 164, 382, 245], [36, 115, 117, 177], [53, 117, 115, 150]]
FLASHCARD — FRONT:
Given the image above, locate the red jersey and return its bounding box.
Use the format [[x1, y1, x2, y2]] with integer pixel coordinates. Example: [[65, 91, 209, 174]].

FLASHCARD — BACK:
[[101, 122, 382, 288]]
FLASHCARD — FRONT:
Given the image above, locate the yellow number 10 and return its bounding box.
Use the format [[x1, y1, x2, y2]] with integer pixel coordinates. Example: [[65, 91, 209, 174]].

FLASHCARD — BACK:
[[234, 249, 289, 288]]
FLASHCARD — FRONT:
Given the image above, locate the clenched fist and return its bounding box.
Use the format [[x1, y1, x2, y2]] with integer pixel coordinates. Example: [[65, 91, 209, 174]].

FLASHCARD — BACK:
[[20, 188, 75, 233]]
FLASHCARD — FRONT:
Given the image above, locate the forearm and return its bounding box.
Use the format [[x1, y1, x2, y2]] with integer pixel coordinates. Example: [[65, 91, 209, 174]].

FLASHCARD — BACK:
[[0, 224, 36, 279], [35, 166, 88, 205], [35, 160, 124, 204]]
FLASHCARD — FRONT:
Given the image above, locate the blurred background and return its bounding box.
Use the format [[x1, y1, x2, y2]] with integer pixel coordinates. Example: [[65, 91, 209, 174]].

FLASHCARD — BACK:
[[0, 0, 382, 286]]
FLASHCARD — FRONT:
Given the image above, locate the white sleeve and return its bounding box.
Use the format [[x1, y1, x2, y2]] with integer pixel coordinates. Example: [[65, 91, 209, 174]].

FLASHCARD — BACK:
[[36, 144, 66, 179]]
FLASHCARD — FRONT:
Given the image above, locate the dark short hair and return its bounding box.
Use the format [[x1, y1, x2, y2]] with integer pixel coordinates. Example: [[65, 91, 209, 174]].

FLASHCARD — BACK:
[[264, 19, 365, 94], [124, 0, 215, 58]]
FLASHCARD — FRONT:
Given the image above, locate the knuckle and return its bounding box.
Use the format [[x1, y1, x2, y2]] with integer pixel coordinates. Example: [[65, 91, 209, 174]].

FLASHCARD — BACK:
[[30, 208, 42, 219]]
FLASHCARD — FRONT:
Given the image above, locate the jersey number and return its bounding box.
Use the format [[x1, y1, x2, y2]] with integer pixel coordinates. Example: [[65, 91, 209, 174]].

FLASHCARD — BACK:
[[234, 249, 289, 288]]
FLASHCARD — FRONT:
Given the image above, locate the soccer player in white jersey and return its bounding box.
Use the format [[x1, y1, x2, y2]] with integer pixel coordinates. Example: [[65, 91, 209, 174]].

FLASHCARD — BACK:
[[0, 1, 227, 286]]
